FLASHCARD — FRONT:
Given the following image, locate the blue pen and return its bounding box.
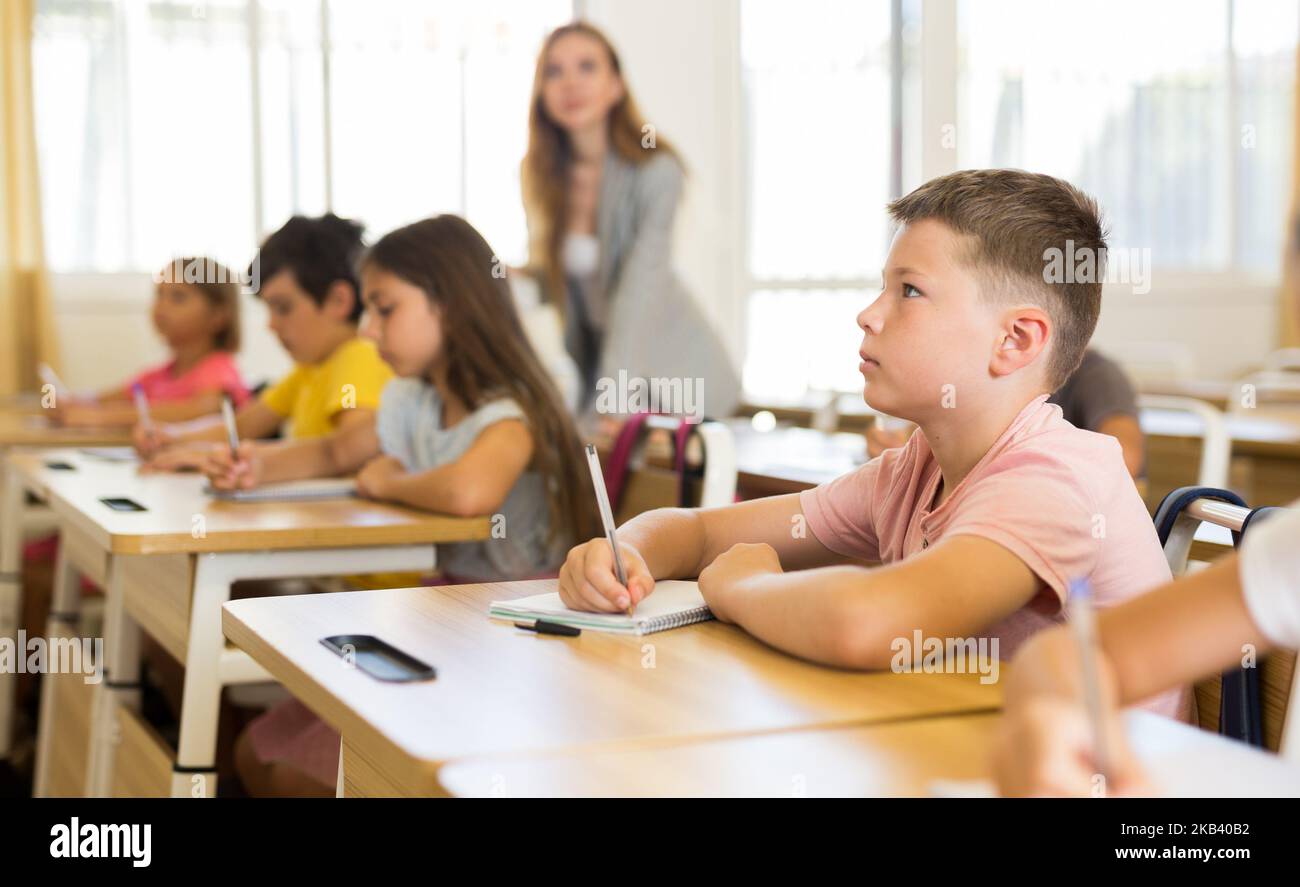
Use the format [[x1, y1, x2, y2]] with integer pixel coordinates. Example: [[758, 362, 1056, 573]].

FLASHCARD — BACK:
[[131, 383, 151, 428]]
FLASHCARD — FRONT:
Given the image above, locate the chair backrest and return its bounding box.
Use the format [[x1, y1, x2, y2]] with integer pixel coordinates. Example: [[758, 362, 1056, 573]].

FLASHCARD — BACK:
[[1155, 490, 1244, 577], [611, 417, 737, 524], [1153, 489, 1297, 755], [1138, 394, 1230, 510]]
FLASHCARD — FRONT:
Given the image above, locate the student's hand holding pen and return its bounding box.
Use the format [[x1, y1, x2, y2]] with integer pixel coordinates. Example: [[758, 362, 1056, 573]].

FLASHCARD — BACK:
[[140, 442, 221, 473], [992, 628, 1154, 797], [132, 421, 175, 457], [201, 441, 262, 490], [558, 537, 656, 614]]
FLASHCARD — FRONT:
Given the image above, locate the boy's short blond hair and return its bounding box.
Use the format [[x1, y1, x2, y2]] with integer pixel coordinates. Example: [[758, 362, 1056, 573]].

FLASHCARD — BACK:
[[887, 169, 1107, 389]]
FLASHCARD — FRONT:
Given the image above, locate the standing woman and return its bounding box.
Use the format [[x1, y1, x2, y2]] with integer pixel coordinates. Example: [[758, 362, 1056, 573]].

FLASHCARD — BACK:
[[521, 21, 740, 419]]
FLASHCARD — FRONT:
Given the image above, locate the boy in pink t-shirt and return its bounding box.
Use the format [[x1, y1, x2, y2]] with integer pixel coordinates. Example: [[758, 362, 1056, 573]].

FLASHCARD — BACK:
[[556, 169, 1187, 719]]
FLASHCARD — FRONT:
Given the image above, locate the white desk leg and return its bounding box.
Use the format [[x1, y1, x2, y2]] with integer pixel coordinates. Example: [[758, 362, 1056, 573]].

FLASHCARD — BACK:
[[171, 544, 436, 798], [89, 557, 137, 797], [31, 537, 83, 797], [0, 457, 23, 759], [173, 553, 233, 798]]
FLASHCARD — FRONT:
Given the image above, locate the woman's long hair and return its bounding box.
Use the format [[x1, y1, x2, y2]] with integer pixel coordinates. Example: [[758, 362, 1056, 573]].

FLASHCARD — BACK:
[[363, 215, 600, 548], [521, 20, 682, 308]]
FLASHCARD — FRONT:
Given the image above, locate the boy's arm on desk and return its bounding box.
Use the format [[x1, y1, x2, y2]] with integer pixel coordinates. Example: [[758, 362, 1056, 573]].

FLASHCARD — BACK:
[[701, 534, 1039, 670]]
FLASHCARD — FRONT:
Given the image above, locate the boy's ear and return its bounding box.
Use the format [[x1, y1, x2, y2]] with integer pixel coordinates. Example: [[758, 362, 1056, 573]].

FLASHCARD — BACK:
[[990, 306, 1051, 380], [322, 280, 358, 322]]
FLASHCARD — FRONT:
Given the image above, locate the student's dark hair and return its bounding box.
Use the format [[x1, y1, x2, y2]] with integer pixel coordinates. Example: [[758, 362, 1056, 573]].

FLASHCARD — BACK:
[[362, 215, 601, 549], [887, 169, 1108, 389], [253, 214, 366, 322]]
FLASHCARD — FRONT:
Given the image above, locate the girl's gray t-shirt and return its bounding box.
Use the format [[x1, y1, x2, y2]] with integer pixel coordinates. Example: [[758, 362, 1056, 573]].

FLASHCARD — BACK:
[[376, 377, 563, 581]]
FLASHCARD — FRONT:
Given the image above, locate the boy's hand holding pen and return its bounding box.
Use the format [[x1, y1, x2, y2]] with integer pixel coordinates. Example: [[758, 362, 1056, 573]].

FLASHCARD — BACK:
[[558, 536, 655, 614], [202, 441, 260, 490], [555, 444, 657, 614], [202, 394, 259, 489]]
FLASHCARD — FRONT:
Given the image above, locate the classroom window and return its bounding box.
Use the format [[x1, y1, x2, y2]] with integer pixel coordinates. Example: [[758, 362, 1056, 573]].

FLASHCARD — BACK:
[[739, 0, 918, 399], [745, 288, 874, 400], [958, 0, 1298, 274], [31, 0, 571, 274]]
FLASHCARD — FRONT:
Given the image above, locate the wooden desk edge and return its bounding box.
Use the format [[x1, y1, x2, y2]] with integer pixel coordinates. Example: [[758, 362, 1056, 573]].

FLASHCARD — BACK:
[[222, 603, 446, 785], [39, 493, 492, 555], [223, 595, 1008, 797]]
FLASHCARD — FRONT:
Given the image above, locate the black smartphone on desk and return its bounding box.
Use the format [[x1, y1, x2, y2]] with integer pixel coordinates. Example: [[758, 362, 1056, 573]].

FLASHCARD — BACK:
[[320, 634, 436, 682]]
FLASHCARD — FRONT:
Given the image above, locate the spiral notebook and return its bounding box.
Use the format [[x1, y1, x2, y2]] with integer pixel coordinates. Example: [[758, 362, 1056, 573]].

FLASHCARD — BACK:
[[489, 580, 713, 636], [79, 446, 139, 462], [204, 478, 357, 502]]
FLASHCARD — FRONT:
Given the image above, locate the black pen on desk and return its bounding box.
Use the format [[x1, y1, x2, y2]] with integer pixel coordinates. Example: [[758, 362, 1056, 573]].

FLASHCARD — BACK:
[[514, 620, 581, 637]]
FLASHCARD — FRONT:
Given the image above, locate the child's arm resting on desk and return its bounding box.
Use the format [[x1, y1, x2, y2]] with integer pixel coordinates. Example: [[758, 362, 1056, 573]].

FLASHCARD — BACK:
[[135, 399, 283, 457], [203, 409, 380, 489], [353, 418, 533, 517], [557, 494, 863, 614], [700, 533, 1040, 669]]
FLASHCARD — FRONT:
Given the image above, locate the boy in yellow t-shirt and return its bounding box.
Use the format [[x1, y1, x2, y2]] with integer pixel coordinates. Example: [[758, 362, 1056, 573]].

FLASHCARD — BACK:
[[137, 214, 393, 463], [259, 336, 391, 439]]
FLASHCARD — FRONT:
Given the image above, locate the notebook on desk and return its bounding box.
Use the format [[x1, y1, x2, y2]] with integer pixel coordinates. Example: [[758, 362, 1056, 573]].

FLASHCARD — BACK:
[[489, 580, 713, 636], [79, 447, 138, 462], [204, 478, 357, 502]]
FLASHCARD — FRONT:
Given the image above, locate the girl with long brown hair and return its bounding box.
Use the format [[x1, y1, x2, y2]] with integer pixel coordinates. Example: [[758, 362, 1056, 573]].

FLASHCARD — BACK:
[[521, 20, 740, 418], [206, 214, 600, 576], [204, 214, 600, 796]]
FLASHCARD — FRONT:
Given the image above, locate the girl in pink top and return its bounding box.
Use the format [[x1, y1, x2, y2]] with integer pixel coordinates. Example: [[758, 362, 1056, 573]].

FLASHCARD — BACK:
[[52, 256, 250, 427]]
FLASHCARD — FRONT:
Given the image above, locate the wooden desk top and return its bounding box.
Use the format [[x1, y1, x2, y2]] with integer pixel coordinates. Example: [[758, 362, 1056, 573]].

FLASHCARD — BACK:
[[6, 449, 491, 555], [1141, 378, 1300, 412], [727, 404, 1300, 498], [0, 409, 133, 448], [439, 708, 1300, 798], [1140, 406, 1300, 456], [443, 712, 1000, 797], [730, 420, 865, 495], [222, 581, 1003, 788]]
